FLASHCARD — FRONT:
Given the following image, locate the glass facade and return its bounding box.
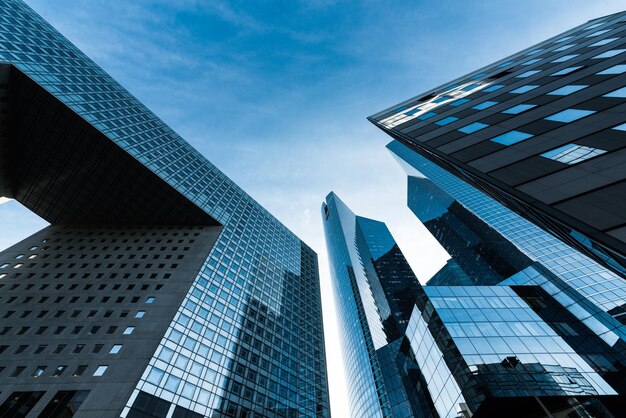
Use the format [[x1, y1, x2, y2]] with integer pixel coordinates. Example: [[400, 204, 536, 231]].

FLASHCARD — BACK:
[[0, 1, 329, 417], [370, 11, 626, 278], [322, 193, 426, 418]]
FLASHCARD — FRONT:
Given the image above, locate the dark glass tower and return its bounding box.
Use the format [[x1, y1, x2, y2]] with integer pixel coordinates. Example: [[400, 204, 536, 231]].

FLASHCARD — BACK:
[[369, 11, 626, 278], [0, 1, 329, 417], [322, 193, 426, 418]]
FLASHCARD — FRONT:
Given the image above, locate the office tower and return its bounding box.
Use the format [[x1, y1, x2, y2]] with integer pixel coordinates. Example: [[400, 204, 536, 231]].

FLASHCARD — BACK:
[[322, 193, 426, 418], [0, 1, 330, 417], [369, 11, 626, 278]]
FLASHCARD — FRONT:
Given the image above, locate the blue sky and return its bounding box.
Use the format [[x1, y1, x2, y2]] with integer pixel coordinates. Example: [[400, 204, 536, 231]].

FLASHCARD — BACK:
[[2, 0, 625, 415]]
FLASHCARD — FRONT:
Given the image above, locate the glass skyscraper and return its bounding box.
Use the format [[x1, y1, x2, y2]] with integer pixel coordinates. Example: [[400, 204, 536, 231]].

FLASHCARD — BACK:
[[322, 192, 426, 418], [369, 11, 626, 279], [0, 1, 329, 417]]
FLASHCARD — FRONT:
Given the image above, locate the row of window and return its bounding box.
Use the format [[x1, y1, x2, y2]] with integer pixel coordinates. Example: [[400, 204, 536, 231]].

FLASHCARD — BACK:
[[0, 294, 156, 304], [2, 364, 108, 378], [1, 342, 122, 356]]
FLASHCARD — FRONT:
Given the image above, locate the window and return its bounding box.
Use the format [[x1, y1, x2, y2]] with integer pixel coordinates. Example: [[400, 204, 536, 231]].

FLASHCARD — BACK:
[[458, 122, 488, 134], [472, 101, 498, 110], [554, 44, 575, 52], [53, 365, 66, 377], [483, 84, 504, 92], [541, 143, 606, 164], [93, 365, 108, 377], [109, 344, 122, 354], [73, 365, 87, 377], [552, 54, 578, 62], [526, 49, 543, 55], [490, 130, 534, 145], [555, 36, 572, 43], [435, 116, 459, 126], [510, 85, 539, 94], [593, 49, 626, 59], [146, 297, 155, 304], [517, 70, 541, 78], [597, 64, 626, 75], [502, 104, 537, 114], [123, 326, 135, 335], [604, 87, 626, 98], [450, 98, 470, 106], [32, 366, 46, 377], [590, 38, 617, 47], [548, 85, 588, 95], [612, 122, 626, 131], [551, 66, 582, 76], [545, 108, 595, 123], [135, 311, 145, 318], [586, 29, 610, 37], [522, 58, 540, 66], [418, 111, 437, 120]]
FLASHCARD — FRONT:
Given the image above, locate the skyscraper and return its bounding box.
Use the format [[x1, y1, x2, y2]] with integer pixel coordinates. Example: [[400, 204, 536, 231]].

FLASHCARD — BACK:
[[0, 1, 329, 417], [322, 192, 426, 418], [369, 11, 626, 278]]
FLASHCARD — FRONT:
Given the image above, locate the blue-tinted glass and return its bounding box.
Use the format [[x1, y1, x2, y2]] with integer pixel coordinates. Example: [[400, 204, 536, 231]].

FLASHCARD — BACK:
[[517, 70, 541, 78], [490, 130, 534, 145], [497, 61, 514, 68], [551, 66, 583, 76], [593, 49, 626, 59], [470, 73, 486, 79], [450, 98, 471, 107], [541, 143, 606, 164], [586, 29, 610, 37], [472, 101, 498, 110], [418, 111, 437, 120], [436, 116, 459, 126], [590, 38, 617, 46], [502, 104, 537, 114], [554, 44, 575, 51], [545, 109, 595, 123], [458, 122, 489, 134], [612, 122, 626, 131], [597, 64, 626, 75], [510, 85, 539, 94], [526, 49, 543, 55], [522, 59, 541, 66], [548, 85, 588, 95], [554, 36, 573, 43], [552, 54, 578, 62], [605, 87, 626, 98], [483, 84, 504, 92]]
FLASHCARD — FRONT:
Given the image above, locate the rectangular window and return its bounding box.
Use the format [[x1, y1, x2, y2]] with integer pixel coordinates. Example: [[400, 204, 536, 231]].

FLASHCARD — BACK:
[[490, 130, 534, 145], [435, 116, 459, 126], [93, 365, 108, 377], [548, 85, 588, 95], [502, 104, 536, 114], [517, 70, 541, 78], [522, 58, 540, 66], [483, 84, 504, 92], [450, 98, 470, 107], [545, 108, 595, 123], [604, 86, 626, 98], [590, 38, 617, 47], [541, 143, 606, 164], [551, 66, 583, 76], [593, 49, 626, 59], [418, 111, 437, 120], [510, 85, 539, 94], [597, 64, 626, 75], [472, 101, 498, 110], [109, 344, 123, 354], [458, 122, 488, 134], [554, 44, 575, 51], [552, 54, 578, 62], [123, 326, 135, 335]]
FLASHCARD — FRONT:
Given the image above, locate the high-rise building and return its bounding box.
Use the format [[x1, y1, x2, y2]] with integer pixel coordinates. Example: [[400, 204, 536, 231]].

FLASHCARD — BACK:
[[322, 192, 426, 418], [0, 1, 329, 417], [369, 11, 626, 278]]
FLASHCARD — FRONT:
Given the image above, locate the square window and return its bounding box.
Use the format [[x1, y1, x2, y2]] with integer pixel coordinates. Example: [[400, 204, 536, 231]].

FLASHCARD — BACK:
[[590, 38, 617, 47], [483, 84, 504, 92], [146, 367, 165, 385], [552, 54, 578, 62], [435, 116, 459, 126], [551, 66, 582, 76], [544, 108, 595, 123], [490, 130, 533, 145], [458, 122, 488, 134], [472, 101, 498, 110], [597, 64, 626, 75], [517, 70, 541, 78], [548, 85, 588, 95], [510, 85, 539, 94], [502, 104, 537, 114], [93, 365, 108, 376], [593, 49, 626, 59]]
